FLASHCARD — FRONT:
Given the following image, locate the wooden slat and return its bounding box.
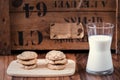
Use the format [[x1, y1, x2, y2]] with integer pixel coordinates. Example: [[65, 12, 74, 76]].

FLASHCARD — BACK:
[[116, 0, 118, 53], [10, 12, 116, 25], [9, 0, 116, 12], [0, 55, 13, 80], [4, 55, 15, 80], [0, 0, 11, 55], [10, 12, 116, 50], [117, 12, 120, 53]]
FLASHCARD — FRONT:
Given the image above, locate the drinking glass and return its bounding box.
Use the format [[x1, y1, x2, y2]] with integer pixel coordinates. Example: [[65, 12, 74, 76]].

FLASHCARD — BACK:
[[86, 22, 114, 75]]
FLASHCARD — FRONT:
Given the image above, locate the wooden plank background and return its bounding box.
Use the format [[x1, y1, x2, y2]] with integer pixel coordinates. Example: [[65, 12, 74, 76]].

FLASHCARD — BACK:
[[10, 12, 116, 50], [9, 0, 118, 51], [0, 0, 10, 55], [9, 0, 116, 11]]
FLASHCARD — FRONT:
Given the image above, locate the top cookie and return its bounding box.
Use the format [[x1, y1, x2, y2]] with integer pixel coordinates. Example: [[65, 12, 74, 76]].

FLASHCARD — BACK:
[[17, 51, 38, 60], [46, 50, 66, 60]]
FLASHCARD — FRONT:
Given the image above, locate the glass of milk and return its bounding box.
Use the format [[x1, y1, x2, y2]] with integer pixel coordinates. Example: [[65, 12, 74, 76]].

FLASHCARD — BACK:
[[86, 22, 114, 75]]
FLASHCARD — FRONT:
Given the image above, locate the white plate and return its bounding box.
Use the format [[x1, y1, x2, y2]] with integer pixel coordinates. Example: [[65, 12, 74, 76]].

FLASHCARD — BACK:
[[7, 59, 75, 77]]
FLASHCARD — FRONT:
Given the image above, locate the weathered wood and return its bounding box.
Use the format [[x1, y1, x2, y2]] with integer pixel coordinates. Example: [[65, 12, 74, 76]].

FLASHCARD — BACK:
[[0, 53, 119, 80], [9, 0, 116, 12], [118, 0, 120, 12], [10, 12, 116, 25], [116, 0, 120, 53], [4, 56, 14, 80], [117, 12, 120, 53], [0, 0, 11, 55], [10, 12, 116, 50], [0, 55, 15, 80], [0, 0, 116, 52], [76, 54, 120, 80]]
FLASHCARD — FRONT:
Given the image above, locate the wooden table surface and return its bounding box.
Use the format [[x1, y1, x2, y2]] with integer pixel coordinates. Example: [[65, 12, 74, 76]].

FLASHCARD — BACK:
[[0, 53, 120, 80]]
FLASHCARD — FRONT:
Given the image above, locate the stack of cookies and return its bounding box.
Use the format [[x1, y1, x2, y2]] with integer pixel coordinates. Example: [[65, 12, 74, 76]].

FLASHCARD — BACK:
[[46, 50, 68, 70], [17, 51, 38, 70]]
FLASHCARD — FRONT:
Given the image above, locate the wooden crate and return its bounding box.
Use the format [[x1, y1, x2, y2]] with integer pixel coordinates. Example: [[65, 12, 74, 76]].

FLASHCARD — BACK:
[[0, 0, 120, 54]]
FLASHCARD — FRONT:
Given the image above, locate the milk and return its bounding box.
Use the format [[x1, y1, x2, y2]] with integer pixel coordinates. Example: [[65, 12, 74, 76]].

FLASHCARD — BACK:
[[86, 35, 113, 71]]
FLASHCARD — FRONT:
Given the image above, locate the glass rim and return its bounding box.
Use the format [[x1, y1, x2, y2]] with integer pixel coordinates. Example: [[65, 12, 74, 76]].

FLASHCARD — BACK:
[[86, 22, 114, 29]]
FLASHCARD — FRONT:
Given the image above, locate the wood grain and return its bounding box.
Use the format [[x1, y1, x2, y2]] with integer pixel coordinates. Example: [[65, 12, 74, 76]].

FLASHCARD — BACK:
[[117, 0, 120, 53], [10, 12, 116, 50], [4, 55, 15, 80], [0, 53, 119, 80], [119, 0, 120, 12], [8, 0, 118, 51], [9, 0, 116, 12], [0, 0, 119, 54], [76, 54, 120, 80], [0, 0, 11, 55]]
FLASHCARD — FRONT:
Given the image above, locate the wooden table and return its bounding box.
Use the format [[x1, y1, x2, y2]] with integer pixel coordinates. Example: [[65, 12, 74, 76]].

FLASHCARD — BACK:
[[0, 53, 120, 80]]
